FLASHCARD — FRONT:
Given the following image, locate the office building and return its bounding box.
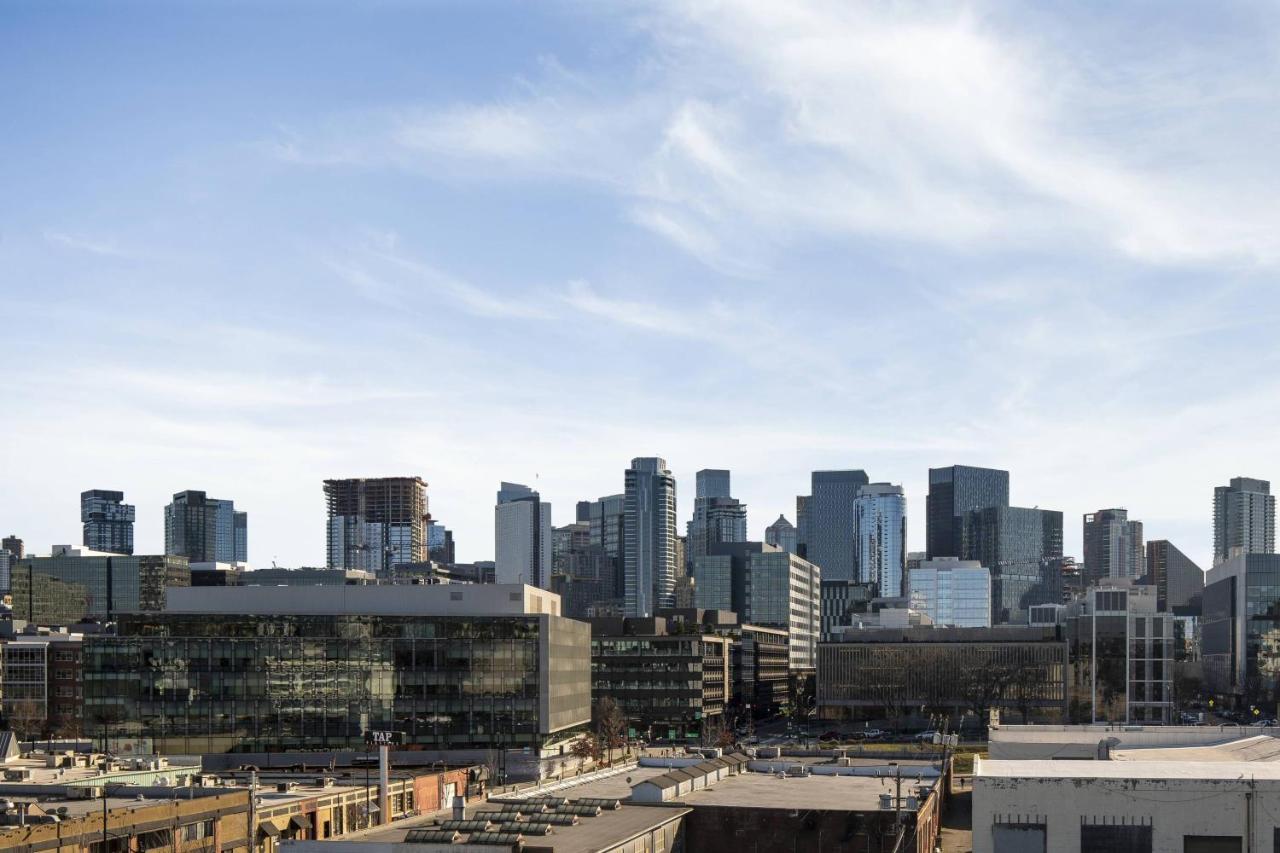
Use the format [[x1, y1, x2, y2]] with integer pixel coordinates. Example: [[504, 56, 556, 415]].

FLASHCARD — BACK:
[[1214, 476, 1275, 563], [1064, 582, 1173, 724], [853, 482, 906, 595], [819, 579, 877, 640], [692, 542, 821, 670], [926, 464, 1009, 559], [83, 584, 590, 755], [426, 519, 455, 564], [817, 626, 1068, 724], [3, 534, 24, 559], [686, 470, 747, 571], [732, 623, 790, 717], [961, 505, 1064, 624], [907, 558, 992, 628], [552, 521, 590, 574], [1203, 553, 1280, 703], [0, 549, 11, 596], [494, 481, 551, 588], [583, 493, 626, 602], [324, 476, 428, 571], [589, 615, 729, 741], [11, 545, 190, 624], [1145, 539, 1205, 612], [80, 489, 135, 555], [806, 469, 870, 581], [743, 548, 821, 670], [623, 457, 678, 616], [164, 490, 247, 563], [695, 468, 731, 500], [795, 495, 810, 559], [0, 631, 84, 738], [764, 514, 798, 555], [1082, 508, 1144, 583]]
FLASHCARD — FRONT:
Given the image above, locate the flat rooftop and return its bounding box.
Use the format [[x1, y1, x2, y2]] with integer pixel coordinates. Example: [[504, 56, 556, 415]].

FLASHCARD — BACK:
[[990, 724, 1258, 744], [355, 799, 689, 853], [1113, 735, 1280, 763], [979, 759, 1280, 781], [0, 758, 200, 786], [163, 583, 561, 617], [673, 770, 937, 811]]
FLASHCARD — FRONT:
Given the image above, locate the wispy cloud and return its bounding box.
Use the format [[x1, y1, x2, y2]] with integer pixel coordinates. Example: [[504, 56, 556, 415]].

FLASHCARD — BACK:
[[43, 230, 135, 259]]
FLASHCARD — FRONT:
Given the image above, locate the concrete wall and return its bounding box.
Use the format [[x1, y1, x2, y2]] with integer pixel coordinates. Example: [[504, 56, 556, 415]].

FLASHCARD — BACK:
[[973, 771, 1280, 853], [988, 724, 1262, 759], [681, 806, 900, 853]]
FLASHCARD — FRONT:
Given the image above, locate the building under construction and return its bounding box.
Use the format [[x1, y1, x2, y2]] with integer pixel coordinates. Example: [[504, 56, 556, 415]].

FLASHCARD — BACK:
[[324, 476, 429, 572]]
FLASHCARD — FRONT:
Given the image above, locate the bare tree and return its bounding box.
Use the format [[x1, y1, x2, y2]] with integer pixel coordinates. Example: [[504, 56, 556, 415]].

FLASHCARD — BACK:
[[960, 663, 1015, 732], [6, 700, 46, 742], [593, 697, 626, 765], [570, 733, 601, 766]]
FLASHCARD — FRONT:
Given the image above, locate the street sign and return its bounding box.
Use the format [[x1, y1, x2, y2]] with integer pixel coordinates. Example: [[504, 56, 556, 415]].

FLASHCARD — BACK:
[[364, 730, 403, 747]]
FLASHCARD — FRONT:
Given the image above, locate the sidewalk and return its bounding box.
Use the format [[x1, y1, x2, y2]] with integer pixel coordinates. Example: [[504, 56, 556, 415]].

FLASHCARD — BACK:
[[939, 775, 973, 853]]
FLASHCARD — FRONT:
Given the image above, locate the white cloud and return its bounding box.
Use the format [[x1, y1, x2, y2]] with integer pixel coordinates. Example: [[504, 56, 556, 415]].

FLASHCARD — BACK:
[[43, 230, 135, 258]]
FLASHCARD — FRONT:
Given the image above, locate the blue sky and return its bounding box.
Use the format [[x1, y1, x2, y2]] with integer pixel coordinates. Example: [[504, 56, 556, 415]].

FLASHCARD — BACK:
[[3, 1, 1279, 568]]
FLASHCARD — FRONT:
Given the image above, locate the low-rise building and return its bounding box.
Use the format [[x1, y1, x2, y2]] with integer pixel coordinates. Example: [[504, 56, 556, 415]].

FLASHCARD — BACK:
[[907, 558, 992, 628], [10, 546, 190, 624], [1, 630, 84, 738], [817, 626, 1068, 726], [589, 616, 729, 742], [83, 584, 590, 760], [1203, 552, 1280, 707]]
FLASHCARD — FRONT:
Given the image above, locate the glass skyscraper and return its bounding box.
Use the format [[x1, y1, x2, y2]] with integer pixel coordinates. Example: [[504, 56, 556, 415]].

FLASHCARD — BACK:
[[164, 490, 247, 563], [1203, 553, 1280, 703], [853, 483, 906, 596], [1082, 508, 1144, 584], [81, 489, 135, 555], [624, 457, 678, 616], [926, 465, 1009, 559], [961, 505, 1064, 624], [686, 469, 747, 572], [765, 514, 798, 555], [325, 477, 427, 572], [494, 482, 551, 588], [1213, 477, 1275, 564], [806, 470, 869, 582]]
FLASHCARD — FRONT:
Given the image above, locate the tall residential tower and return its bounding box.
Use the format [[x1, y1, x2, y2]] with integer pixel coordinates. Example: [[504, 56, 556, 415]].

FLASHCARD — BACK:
[[164, 490, 246, 563], [623, 457, 677, 616], [495, 482, 552, 588], [1213, 477, 1275, 564], [324, 477, 428, 572], [81, 489, 135, 555]]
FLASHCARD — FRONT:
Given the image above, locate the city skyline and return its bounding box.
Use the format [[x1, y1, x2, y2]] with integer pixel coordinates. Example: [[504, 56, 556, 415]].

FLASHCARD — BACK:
[[5, 3, 1279, 571]]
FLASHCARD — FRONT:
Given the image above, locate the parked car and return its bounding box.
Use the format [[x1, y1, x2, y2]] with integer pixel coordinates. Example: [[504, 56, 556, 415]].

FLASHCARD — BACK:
[[853, 729, 886, 740], [914, 730, 940, 743], [819, 730, 842, 741]]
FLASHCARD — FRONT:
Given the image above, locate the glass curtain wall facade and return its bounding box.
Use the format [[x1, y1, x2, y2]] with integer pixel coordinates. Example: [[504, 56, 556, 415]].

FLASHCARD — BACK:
[[1203, 554, 1280, 704], [926, 465, 1009, 559], [1213, 477, 1275, 564], [853, 484, 906, 596], [1083, 509, 1144, 584], [907, 560, 992, 628], [745, 550, 820, 670], [961, 506, 1064, 624], [623, 458, 678, 617], [84, 612, 590, 754], [325, 477, 428, 572], [807, 470, 869, 582], [11, 552, 190, 624], [164, 491, 247, 563]]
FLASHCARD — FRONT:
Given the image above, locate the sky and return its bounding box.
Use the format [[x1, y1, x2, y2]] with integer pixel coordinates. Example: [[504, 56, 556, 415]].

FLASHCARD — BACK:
[[2, 1, 1279, 570]]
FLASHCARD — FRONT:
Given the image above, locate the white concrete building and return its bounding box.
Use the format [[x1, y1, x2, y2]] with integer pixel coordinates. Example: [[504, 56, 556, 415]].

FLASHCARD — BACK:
[[974, 757, 1280, 853]]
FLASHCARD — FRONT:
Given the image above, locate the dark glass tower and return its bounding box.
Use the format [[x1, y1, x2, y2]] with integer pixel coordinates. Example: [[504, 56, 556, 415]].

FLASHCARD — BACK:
[[807, 470, 870, 582], [926, 465, 1010, 559], [81, 489, 135, 555], [961, 505, 1063, 624]]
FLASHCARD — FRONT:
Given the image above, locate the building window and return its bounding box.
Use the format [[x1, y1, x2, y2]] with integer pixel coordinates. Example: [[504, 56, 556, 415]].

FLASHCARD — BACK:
[[1184, 837, 1241, 853], [1081, 824, 1152, 853]]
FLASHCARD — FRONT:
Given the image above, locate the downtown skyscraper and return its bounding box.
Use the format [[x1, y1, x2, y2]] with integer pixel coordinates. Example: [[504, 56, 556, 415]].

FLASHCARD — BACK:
[[1213, 477, 1275, 564], [685, 468, 747, 571], [853, 483, 907, 596], [1083, 508, 1144, 584], [804, 469, 870, 581], [81, 489, 135, 555], [926, 465, 1009, 558], [495, 481, 552, 588], [623, 457, 677, 617], [164, 490, 247, 563]]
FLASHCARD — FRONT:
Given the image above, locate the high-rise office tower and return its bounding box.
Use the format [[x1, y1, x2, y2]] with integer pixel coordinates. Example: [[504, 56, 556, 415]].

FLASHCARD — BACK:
[[495, 482, 552, 588], [686, 469, 747, 571], [2, 536, 22, 560], [1213, 477, 1275, 564], [1145, 540, 1205, 612], [907, 558, 992, 628], [81, 489, 135, 555], [853, 483, 907, 596], [795, 495, 810, 559], [961, 505, 1064, 624], [552, 522, 591, 575], [806, 470, 870, 581], [1082, 508, 1144, 584], [765, 514, 798, 555], [623, 457, 677, 616], [426, 520, 455, 564], [324, 477, 428, 571], [164, 490, 247, 563], [584, 493, 626, 599], [926, 465, 1009, 559]]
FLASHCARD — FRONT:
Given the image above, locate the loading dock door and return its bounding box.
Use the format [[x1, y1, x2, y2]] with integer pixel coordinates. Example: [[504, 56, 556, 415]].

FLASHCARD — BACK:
[[1184, 837, 1242, 853]]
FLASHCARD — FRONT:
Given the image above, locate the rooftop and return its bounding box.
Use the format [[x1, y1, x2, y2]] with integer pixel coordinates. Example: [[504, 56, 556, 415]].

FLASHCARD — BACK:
[[162, 583, 562, 617], [979, 759, 1280, 781], [1112, 735, 1280, 763], [672, 769, 937, 811]]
